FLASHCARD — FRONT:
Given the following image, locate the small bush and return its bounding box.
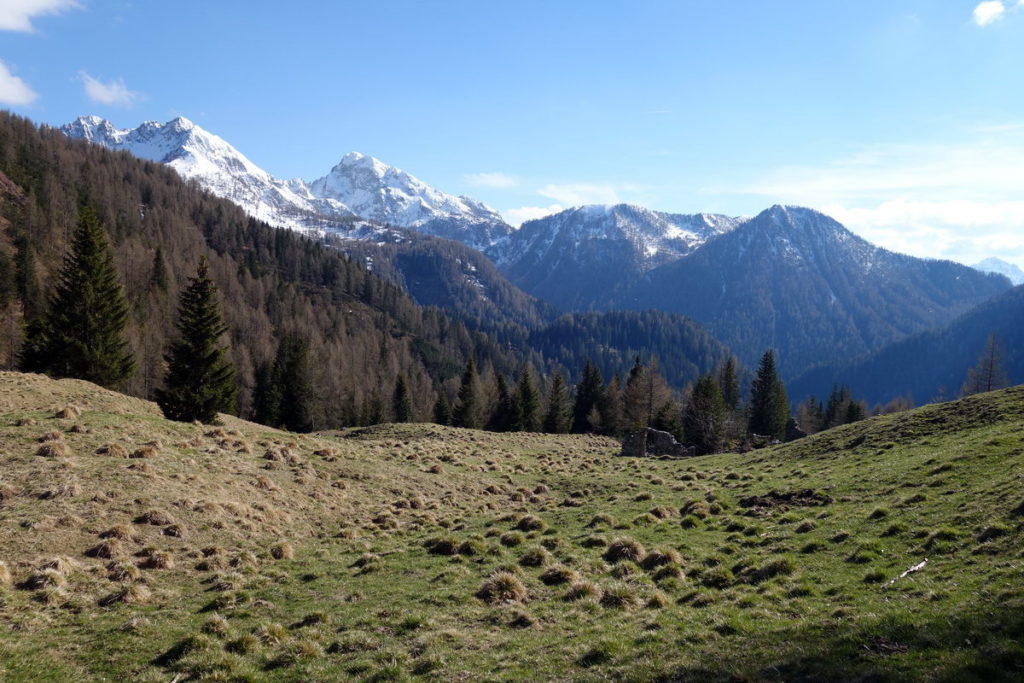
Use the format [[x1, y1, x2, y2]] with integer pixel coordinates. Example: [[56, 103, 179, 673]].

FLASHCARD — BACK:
[[680, 515, 702, 529], [425, 537, 460, 556], [581, 534, 608, 548], [587, 514, 615, 528]]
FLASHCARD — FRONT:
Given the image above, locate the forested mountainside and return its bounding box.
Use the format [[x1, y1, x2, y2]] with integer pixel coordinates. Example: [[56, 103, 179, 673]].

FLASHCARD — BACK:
[[527, 310, 734, 389], [791, 284, 1024, 406], [0, 112, 741, 430], [0, 111, 523, 427], [615, 205, 1012, 377]]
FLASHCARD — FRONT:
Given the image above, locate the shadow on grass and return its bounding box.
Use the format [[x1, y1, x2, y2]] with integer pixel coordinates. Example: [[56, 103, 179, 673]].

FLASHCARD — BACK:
[[656, 600, 1024, 682]]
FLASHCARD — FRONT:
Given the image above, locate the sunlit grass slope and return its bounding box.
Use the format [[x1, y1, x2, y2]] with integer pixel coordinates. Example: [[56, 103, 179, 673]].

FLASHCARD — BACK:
[[0, 371, 1022, 681]]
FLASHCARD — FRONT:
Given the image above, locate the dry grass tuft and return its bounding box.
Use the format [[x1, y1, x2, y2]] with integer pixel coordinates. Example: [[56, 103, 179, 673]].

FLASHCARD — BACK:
[[269, 542, 294, 560], [604, 538, 646, 564], [106, 561, 141, 583], [54, 405, 81, 419], [476, 571, 528, 604], [38, 430, 63, 442], [565, 580, 603, 602], [36, 442, 70, 458], [87, 539, 125, 559], [540, 565, 579, 585], [21, 568, 66, 590], [99, 525, 138, 541], [129, 445, 158, 459], [136, 509, 175, 526], [141, 550, 175, 570], [99, 583, 151, 606], [0, 562, 11, 587], [95, 443, 128, 458]]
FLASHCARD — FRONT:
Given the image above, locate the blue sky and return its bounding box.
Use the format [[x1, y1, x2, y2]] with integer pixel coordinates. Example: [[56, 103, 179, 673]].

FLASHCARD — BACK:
[[1, 0, 1023, 268]]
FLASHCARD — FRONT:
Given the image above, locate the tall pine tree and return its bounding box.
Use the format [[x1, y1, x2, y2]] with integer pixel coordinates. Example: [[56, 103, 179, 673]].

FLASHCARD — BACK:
[[571, 359, 605, 433], [748, 349, 789, 441], [511, 368, 542, 432], [684, 374, 727, 455], [543, 371, 571, 434], [453, 357, 483, 429], [392, 374, 413, 423], [22, 205, 134, 387], [156, 257, 236, 423]]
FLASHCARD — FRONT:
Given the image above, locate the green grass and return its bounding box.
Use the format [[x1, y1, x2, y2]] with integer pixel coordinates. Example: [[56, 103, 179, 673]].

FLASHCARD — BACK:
[[0, 372, 1023, 680]]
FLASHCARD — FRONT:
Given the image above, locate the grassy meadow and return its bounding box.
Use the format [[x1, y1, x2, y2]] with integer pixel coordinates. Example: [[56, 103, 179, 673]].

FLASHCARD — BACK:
[[0, 371, 1022, 681]]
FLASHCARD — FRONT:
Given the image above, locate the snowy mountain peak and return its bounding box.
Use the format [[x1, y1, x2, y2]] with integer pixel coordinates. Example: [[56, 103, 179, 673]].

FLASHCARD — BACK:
[[973, 257, 1024, 285], [61, 115, 512, 250]]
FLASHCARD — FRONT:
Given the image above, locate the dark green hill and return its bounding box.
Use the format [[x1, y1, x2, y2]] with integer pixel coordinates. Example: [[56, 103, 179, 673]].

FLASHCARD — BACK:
[[791, 284, 1024, 406]]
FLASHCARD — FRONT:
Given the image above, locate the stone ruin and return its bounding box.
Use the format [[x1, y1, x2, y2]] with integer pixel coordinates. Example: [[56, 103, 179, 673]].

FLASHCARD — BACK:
[[618, 428, 696, 458]]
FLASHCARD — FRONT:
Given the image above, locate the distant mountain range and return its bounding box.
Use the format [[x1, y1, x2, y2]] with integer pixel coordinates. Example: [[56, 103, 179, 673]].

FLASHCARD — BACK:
[[487, 204, 743, 310], [61, 115, 1015, 385], [61, 116, 511, 250]]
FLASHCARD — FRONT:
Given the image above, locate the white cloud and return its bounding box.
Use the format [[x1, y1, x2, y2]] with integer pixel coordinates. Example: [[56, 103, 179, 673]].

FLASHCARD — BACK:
[[973, 1, 1006, 26], [464, 172, 519, 189], [0, 0, 78, 32], [501, 204, 564, 227], [538, 183, 621, 207], [0, 60, 38, 106], [79, 71, 143, 106], [734, 134, 1024, 267]]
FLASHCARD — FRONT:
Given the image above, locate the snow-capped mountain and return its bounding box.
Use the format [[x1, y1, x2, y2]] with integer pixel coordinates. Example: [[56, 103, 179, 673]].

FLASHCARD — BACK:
[[301, 153, 510, 249], [61, 116, 512, 250], [486, 203, 742, 311], [62, 115, 333, 233], [972, 257, 1024, 286]]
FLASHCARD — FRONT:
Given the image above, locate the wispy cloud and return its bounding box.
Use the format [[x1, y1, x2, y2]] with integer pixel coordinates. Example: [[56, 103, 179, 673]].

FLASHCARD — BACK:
[[501, 204, 564, 227], [0, 60, 38, 106], [734, 134, 1024, 266], [538, 183, 622, 206], [79, 71, 144, 106], [464, 172, 519, 189], [0, 0, 78, 32]]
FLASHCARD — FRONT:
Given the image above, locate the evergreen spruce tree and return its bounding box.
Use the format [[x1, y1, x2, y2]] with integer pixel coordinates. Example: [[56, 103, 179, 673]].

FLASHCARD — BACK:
[[488, 373, 514, 431], [453, 357, 483, 429], [433, 388, 452, 426], [252, 361, 282, 426], [683, 374, 727, 455], [273, 334, 315, 432], [718, 357, 741, 411], [652, 399, 684, 441], [22, 205, 134, 387], [392, 374, 413, 423], [511, 368, 542, 432], [571, 360, 605, 433], [155, 257, 236, 423], [748, 349, 789, 440], [598, 373, 624, 436], [543, 371, 571, 434]]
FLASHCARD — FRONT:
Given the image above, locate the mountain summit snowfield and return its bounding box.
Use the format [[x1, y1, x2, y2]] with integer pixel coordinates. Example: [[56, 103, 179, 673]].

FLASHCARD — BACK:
[[61, 116, 512, 250]]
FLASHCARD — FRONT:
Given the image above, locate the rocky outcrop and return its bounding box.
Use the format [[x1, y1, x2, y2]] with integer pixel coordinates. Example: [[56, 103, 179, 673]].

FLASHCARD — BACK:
[[618, 428, 695, 458]]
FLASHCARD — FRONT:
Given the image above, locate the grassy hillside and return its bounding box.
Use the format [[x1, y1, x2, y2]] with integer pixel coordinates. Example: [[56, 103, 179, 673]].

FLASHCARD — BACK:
[[0, 371, 1022, 681]]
